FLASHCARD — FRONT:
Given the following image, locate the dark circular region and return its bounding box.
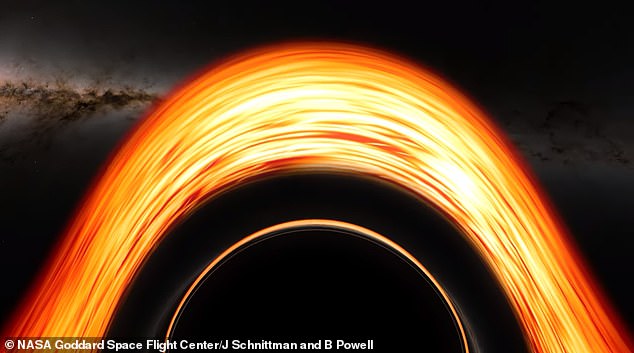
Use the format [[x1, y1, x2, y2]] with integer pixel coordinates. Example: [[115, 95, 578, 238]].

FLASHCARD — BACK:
[[170, 228, 463, 352], [109, 173, 529, 353]]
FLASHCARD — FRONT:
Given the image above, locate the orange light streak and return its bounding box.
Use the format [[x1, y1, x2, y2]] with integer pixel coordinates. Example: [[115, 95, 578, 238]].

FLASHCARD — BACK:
[[165, 219, 469, 352], [4, 43, 632, 353]]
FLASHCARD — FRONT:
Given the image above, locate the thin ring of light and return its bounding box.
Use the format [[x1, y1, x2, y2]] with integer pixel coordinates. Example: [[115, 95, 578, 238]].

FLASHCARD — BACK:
[[165, 219, 469, 353]]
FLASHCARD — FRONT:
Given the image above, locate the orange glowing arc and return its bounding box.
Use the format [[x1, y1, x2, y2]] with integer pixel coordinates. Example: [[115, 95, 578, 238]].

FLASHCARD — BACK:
[[4, 43, 632, 353], [165, 219, 468, 352]]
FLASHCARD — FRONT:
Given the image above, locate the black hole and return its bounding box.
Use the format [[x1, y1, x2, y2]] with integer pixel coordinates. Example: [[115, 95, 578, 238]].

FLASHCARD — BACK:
[[171, 229, 463, 352]]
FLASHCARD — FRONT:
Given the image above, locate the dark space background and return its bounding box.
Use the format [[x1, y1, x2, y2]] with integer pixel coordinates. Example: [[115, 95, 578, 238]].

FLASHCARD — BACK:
[[0, 1, 632, 351]]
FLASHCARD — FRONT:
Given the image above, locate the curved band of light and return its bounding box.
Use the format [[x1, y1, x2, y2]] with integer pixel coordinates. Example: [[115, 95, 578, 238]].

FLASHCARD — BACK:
[[5, 43, 632, 353], [165, 219, 468, 352]]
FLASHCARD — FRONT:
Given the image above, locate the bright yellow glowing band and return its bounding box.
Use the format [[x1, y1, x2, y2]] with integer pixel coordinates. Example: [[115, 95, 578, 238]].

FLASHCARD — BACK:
[[5, 43, 632, 353], [166, 219, 469, 352]]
